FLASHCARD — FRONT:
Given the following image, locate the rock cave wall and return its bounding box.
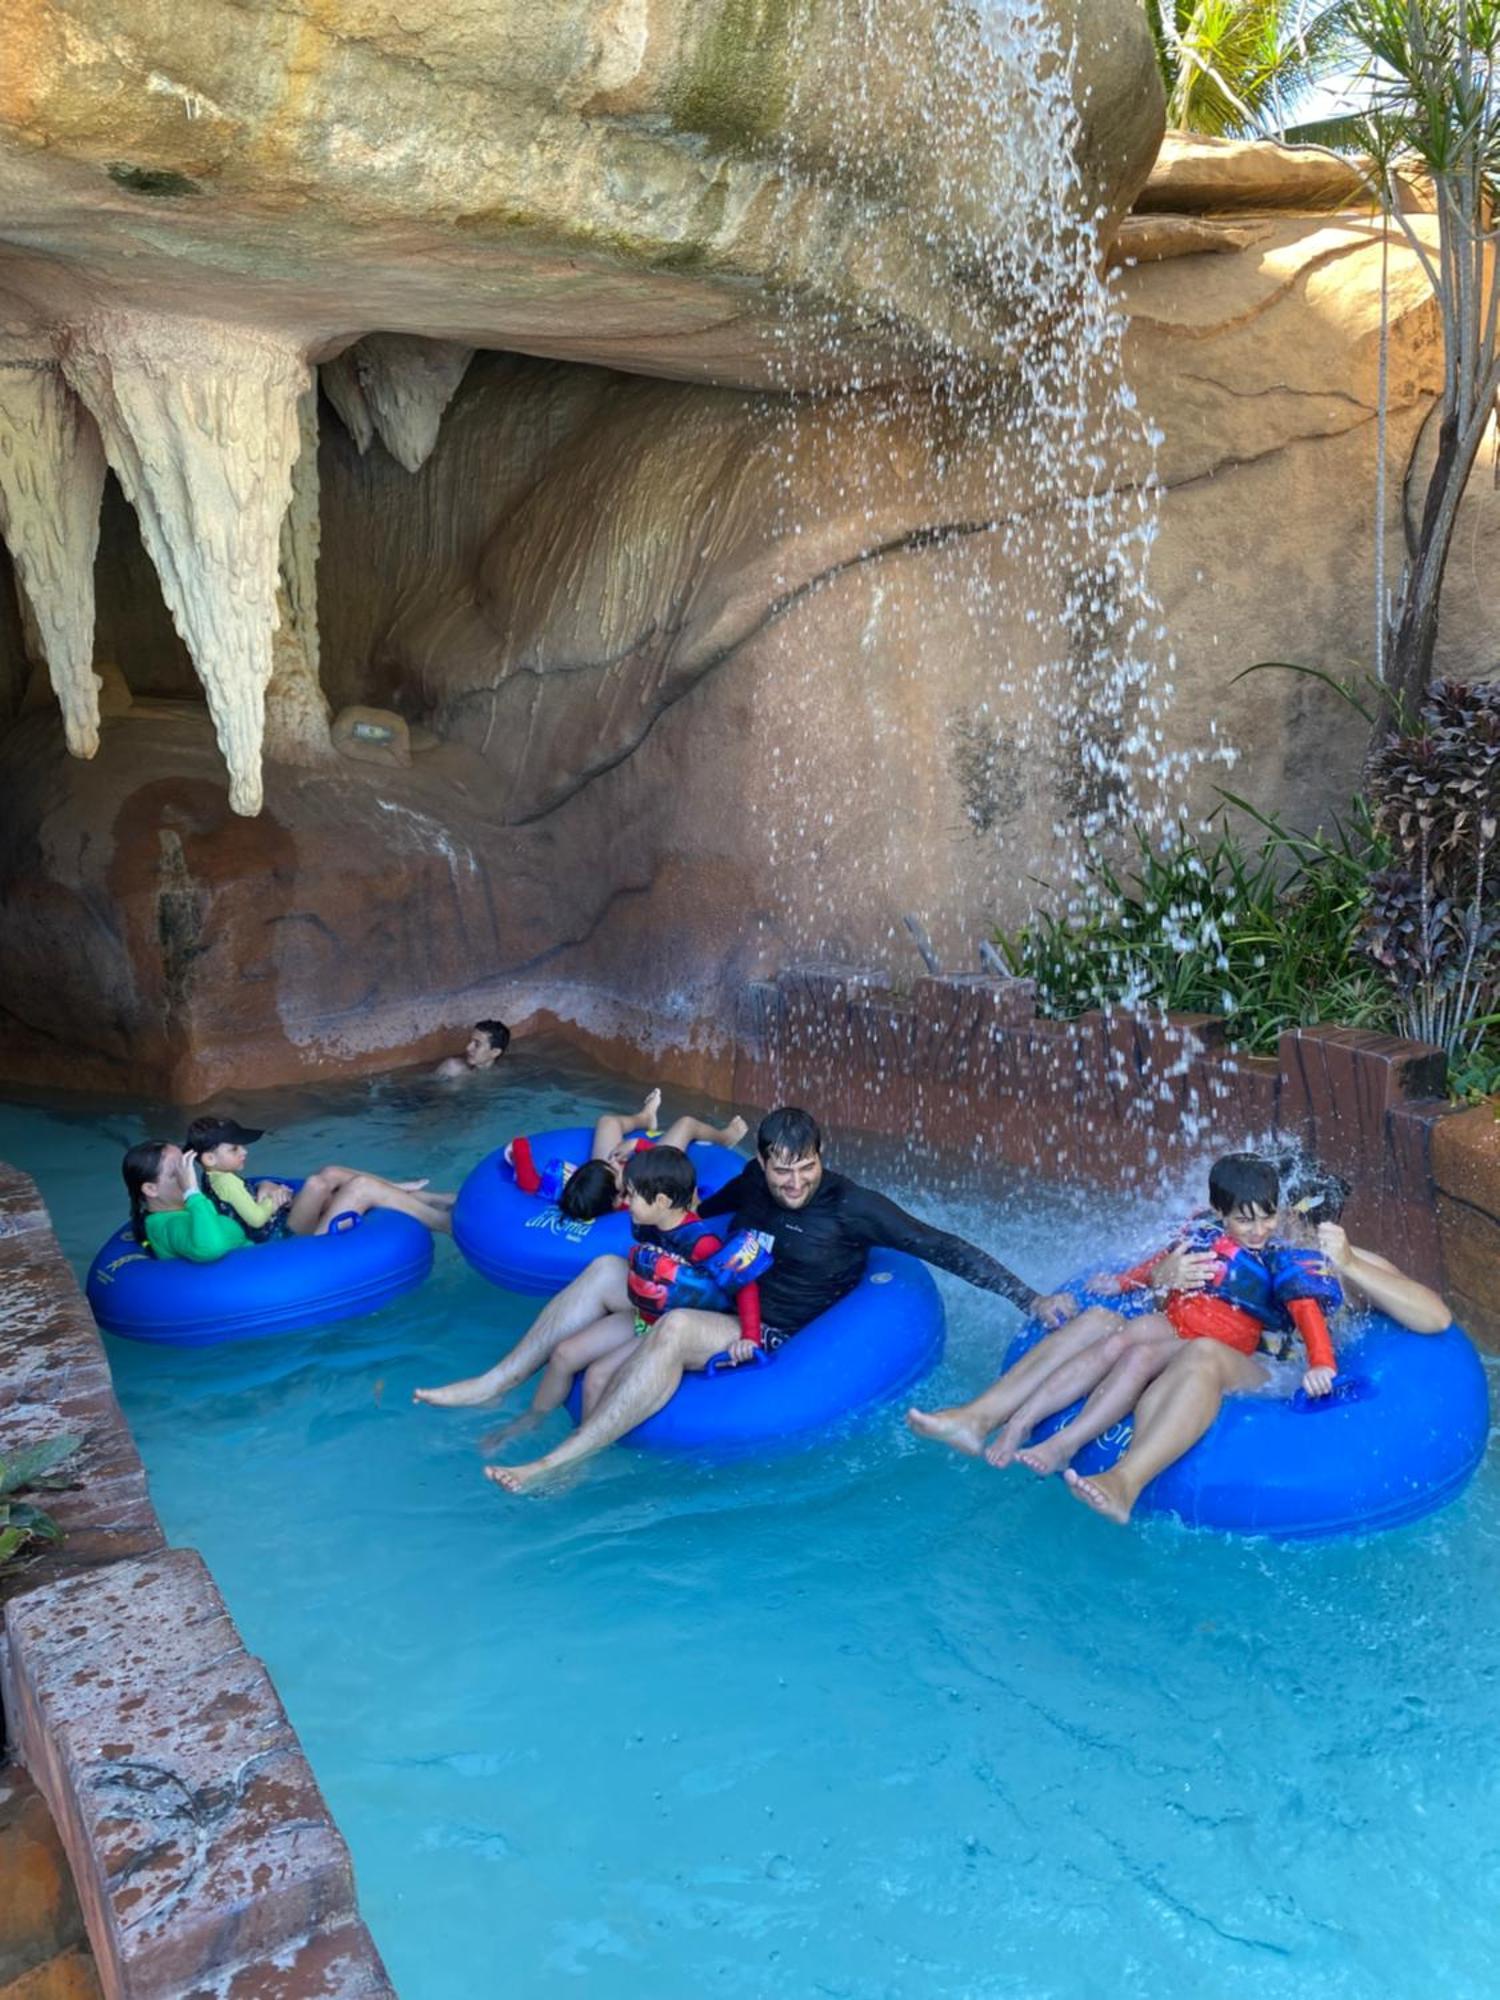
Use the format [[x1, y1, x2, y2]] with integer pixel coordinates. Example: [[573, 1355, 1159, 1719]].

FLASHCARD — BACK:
[[0, 0, 1495, 1100]]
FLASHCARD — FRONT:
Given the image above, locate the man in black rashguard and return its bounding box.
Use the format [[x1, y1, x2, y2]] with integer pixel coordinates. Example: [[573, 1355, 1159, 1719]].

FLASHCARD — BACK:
[[696, 1110, 1055, 1346], [488, 1107, 1075, 1494]]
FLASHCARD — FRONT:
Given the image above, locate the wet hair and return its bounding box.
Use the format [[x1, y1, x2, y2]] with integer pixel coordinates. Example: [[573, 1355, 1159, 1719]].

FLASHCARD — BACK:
[[622, 1144, 697, 1212], [474, 1020, 511, 1055], [1271, 1150, 1351, 1226], [123, 1141, 170, 1250], [758, 1106, 822, 1163], [559, 1158, 618, 1222], [1207, 1152, 1280, 1218]]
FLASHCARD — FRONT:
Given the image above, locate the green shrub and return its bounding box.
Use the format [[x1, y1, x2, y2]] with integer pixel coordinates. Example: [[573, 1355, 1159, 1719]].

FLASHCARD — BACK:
[[0, 1434, 82, 1574], [996, 800, 1393, 1054], [996, 756, 1500, 1103]]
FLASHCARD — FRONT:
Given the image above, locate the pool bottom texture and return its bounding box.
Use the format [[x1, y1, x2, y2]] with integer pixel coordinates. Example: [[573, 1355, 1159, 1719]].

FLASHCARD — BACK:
[[4, 1045, 1498, 2000]]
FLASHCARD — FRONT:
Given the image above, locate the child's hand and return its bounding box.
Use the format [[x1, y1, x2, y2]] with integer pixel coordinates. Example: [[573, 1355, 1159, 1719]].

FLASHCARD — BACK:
[[1301, 1366, 1336, 1398], [1152, 1248, 1216, 1293], [1316, 1223, 1351, 1272], [722, 1339, 758, 1366], [256, 1181, 292, 1211], [1031, 1291, 1076, 1328]]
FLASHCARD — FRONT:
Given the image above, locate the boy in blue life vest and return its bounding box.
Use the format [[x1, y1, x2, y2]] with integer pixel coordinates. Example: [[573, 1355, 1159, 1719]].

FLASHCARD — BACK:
[[478, 1144, 771, 1450], [910, 1153, 1343, 1473]]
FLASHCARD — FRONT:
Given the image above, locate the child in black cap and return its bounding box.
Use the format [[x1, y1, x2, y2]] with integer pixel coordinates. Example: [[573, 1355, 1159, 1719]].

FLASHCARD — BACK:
[[183, 1116, 292, 1243], [182, 1115, 456, 1239]]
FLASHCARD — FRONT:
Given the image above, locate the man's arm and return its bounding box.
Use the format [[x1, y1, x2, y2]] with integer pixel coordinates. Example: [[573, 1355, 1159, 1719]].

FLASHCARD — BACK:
[[845, 1185, 1041, 1313], [698, 1168, 751, 1221], [1318, 1225, 1452, 1333]]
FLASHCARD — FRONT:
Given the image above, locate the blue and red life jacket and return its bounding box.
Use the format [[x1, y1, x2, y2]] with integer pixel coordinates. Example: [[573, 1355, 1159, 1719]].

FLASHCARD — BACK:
[[627, 1216, 772, 1326], [1178, 1214, 1344, 1328]]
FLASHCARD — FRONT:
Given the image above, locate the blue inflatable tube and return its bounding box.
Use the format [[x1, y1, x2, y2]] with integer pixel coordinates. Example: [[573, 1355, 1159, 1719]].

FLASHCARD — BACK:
[[453, 1126, 746, 1295], [86, 1184, 434, 1346], [1005, 1281, 1490, 1539], [567, 1249, 945, 1456]]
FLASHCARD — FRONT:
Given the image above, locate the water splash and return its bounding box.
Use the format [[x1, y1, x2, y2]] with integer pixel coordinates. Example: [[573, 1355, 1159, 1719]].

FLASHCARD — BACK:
[[736, 0, 1245, 1175]]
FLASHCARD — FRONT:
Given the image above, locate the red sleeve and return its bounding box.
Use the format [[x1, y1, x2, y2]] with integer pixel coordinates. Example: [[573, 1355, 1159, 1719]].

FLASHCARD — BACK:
[[689, 1233, 724, 1263], [1119, 1245, 1171, 1290], [510, 1135, 541, 1195], [1288, 1297, 1336, 1374], [735, 1281, 762, 1347]]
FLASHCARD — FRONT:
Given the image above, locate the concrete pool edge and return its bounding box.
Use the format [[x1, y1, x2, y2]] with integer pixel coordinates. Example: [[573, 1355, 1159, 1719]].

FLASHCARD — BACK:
[[0, 1160, 397, 2000]]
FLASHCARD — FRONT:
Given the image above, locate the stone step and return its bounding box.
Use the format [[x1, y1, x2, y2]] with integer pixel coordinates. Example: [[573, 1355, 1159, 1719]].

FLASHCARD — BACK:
[[0, 1767, 93, 1994], [0, 1945, 104, 2000]]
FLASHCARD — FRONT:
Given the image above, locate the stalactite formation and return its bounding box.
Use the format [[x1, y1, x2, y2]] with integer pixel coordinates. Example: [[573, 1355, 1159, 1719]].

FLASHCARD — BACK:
[[320, 351, 375, 456], [266, 385, 333, 765], [352, 334, 474, 472], [0, 353, 108, 757], [60, 313, 310, 815]]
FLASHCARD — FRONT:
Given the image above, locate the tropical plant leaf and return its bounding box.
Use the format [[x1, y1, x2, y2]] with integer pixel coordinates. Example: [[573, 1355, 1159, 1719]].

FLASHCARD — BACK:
[[0, 1434, 84, 1498], [5, 1502, 61, 1541], [1231, 660, 1379, 723], [0, 1527, 28, 1566]]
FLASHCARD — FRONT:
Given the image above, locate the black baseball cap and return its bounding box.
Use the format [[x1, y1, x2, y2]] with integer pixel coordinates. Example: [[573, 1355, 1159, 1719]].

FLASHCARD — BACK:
[[183, 1116, 265, 1150]]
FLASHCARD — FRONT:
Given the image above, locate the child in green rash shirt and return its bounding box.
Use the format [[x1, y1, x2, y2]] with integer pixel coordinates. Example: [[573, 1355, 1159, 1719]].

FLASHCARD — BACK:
[[175, 1117, 457, 1239], [123, 1143, 251, 1263], [182, 1116, 292, 1243]]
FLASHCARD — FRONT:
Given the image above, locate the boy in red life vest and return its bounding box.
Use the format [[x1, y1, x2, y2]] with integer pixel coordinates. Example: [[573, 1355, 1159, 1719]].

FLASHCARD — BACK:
[[909, 1153, 1337, 1472], [478, 1144, 770, 1450]]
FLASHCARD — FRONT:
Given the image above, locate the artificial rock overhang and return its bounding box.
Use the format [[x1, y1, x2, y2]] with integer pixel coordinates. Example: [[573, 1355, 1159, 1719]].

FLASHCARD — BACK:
[[0, 0, 1162, 817]]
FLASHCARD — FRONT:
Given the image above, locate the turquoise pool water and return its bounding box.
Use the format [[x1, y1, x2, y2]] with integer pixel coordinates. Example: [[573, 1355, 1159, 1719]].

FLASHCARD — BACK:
[[4, 1044, 1499, 2000]]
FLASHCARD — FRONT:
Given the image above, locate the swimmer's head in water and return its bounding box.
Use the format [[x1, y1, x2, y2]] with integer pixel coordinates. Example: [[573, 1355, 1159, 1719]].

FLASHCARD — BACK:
[[758, 1106, 824, 1210], [559, 1158, 619, 1222], [1208, 1153, 1280, 1248], [466, 1020, 511, 1069]]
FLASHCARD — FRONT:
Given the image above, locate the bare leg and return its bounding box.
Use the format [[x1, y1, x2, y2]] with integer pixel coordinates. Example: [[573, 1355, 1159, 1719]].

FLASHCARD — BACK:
[[906, 1307, 1128, 1456], [1065, 1340, 1265, 1524], [481, 1313, 637, 1448], [309, 1175, 453, 1235], [591, 1089, 663, 1162], [1016, 1336, 1179, 1476], [414, 1254, 630, 1407], [659, 1114, 749, 1151], [580, 1342, 636, 1419], [489, 1306, 738, 1492], [286, 1165, 455, 1236], [286, 1165, 358, 1235], [986, 1315, 1176, 1468]]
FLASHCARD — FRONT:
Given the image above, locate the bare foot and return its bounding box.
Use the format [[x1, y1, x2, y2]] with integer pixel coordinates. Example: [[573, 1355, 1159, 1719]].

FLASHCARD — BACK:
[[485, 1459, 557, 1494], [983, 1418, 1029, 1469], [905, 1406, 989, 1457], [641, 1087, 663, 1126], [1064, 1466, 1134, 1524], [478, 1411, 542, 1453], [414, 1373, 505, 1409], [723, 1116, 748, 1147], [1016, 1436, 1072, 1477], [397, 1178, 431, 1192]]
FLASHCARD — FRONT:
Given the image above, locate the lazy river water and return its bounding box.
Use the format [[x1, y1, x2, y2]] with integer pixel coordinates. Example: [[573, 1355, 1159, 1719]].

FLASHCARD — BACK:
[[3, 1038, 1498, 2000]]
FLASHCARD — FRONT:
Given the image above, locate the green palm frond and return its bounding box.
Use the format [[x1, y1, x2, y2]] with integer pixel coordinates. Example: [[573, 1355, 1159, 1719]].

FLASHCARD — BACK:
[[1148, 0, 1355, 137]]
